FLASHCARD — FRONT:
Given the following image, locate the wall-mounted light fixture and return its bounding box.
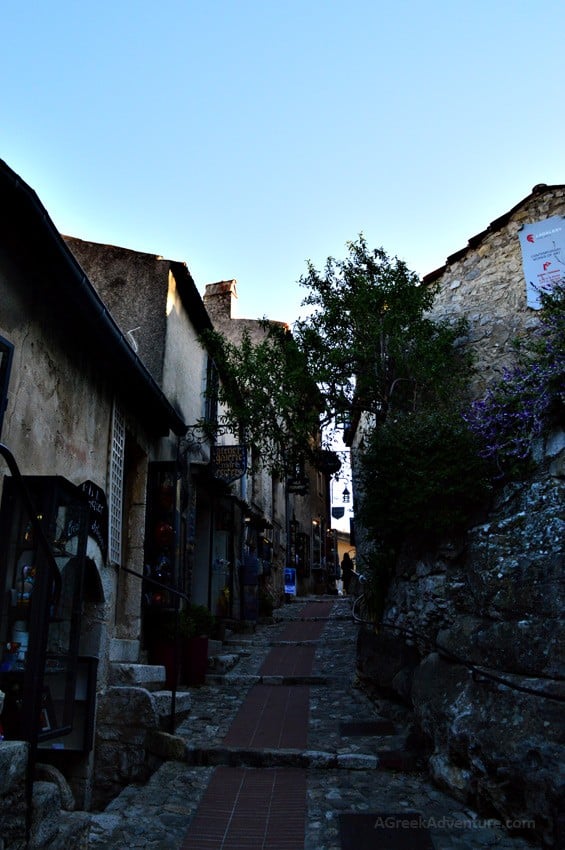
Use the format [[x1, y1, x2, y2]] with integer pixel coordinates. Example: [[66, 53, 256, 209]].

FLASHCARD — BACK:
[[342, 486, 351, 504]]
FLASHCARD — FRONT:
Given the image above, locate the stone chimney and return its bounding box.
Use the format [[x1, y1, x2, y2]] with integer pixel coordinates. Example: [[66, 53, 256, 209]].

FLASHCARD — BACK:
[[203, 280, 238, 328]]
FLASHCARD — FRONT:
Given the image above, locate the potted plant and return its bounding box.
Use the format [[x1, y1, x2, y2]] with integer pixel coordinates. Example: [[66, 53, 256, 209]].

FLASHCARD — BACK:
[[179, 604, 215, 686]]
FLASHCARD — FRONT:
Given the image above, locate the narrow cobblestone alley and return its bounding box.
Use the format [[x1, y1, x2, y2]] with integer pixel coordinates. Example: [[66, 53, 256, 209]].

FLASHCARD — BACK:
[[88, 598, 535, 850]]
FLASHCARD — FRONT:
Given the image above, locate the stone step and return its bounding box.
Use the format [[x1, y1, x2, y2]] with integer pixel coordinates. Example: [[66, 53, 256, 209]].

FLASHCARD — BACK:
[[207, 638, 223, 656], [109, 662, 166, 690], [207, 653, 240, 674], [185, 745, 378, 769], [376, 749, 424, 771], [204, 672, 351, 686], [221, 619, 257, 635], [183, 744, 423, 772], [151, 689, 192, 729], [223, 636, 256, 648]]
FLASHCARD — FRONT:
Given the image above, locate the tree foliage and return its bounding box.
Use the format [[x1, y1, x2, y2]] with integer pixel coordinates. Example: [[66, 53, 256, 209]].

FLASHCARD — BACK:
[[201, 237, 480, 486], [199, 322, 322, 475], [358, 409, 490, 552], [293, 236, 470, 422]]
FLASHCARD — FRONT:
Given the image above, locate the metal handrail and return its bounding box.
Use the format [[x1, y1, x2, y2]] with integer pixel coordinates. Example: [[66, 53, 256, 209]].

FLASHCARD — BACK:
[[119, 565, 190, 732]]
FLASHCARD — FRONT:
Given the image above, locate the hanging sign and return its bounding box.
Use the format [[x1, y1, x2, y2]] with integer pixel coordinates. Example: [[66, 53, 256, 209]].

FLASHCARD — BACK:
[[79, 480, 109, 561], [519, 216, 565, 309], [211, 444, 247, 484]]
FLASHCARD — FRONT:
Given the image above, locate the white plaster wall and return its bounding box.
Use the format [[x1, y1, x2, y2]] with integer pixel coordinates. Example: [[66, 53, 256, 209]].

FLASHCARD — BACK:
[[0, 273, 111, 484], [162, 268, 208, 430], [0, 259, 156, 687]]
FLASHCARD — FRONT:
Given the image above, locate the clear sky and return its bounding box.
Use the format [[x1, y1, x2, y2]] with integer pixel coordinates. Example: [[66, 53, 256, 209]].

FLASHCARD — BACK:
[[2, 0, 563, 326]]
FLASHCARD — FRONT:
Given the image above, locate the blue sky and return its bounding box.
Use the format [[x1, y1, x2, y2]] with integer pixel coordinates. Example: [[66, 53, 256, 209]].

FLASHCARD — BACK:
[[2, 1, 563, 324]]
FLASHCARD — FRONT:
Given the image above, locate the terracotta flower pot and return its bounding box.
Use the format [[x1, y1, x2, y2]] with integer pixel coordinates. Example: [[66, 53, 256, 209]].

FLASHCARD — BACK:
[[149, 640, 180, 689]]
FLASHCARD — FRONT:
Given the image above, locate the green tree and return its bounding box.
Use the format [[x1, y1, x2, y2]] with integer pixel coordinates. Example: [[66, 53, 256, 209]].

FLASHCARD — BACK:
[[293, 236, 471, 423], [199, 321, 322, 476], [201, 237, 488, 564]]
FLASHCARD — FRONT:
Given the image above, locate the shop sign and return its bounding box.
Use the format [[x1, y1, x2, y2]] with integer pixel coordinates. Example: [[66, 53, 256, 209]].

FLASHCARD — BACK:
[[287, 475, 308, 494], [519, 215, 565, 308], [79, 480, 108, 561], [211, 444, 247, 483]]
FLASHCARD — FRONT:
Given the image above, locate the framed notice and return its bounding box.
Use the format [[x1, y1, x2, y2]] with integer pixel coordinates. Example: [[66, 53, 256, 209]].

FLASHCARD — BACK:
[[284, 567, 297, 595]]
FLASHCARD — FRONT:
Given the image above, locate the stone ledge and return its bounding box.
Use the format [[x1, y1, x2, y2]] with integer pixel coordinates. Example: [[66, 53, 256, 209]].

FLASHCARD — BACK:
[[109, 663, 166, 687]]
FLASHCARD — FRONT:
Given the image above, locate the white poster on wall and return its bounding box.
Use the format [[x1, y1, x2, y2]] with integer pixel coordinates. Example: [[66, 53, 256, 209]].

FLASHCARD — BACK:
[[519, 215, 565, 309]]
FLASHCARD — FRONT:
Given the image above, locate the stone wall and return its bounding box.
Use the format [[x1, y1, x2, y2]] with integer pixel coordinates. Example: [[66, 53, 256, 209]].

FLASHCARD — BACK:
[[357, 431, 565, 846], [0, 741, 27, 849], [91, 686, 159, 810], [427, 183, 565, 396], [354, 187, 565, 845]]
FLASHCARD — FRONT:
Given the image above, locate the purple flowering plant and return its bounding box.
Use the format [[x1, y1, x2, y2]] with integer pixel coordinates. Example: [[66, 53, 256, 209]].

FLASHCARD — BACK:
[[464, 281, 565, 478]]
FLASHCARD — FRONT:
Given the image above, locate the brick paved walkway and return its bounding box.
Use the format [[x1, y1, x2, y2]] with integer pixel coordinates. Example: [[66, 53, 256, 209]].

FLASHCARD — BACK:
[[180, 601, 333, 848], [181, 767, 307, 850], [223, 686, 310, 749], [88, 597, 535, 850]]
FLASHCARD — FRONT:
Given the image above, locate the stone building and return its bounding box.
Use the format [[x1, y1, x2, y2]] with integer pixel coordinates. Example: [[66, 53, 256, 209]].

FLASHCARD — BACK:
[[62, 238, 245, 620], [203, 280, 337, 598], [426, 182, 565, 394], [352, 184, 565, 846], [0, 159, 187, 834], [0, 160, 339, 844]]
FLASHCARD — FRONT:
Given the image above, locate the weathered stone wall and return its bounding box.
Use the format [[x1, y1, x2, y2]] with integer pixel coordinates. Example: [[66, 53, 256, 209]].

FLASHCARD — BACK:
[[427, 184, 565, 396], [92, 686, 159, 810], [353, 186, 565, 846], [358, 431, 565, 846], [0, 741, 28, 849], [64, 237, 168, 385]]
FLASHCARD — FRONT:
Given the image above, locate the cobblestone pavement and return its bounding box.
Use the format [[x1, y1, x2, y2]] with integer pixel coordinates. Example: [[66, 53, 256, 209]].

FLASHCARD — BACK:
[[88, 597, 536, 850]]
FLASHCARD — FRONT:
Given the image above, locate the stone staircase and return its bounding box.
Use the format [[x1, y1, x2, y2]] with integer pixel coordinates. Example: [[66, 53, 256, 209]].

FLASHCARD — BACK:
[[154, 613, 429, 775], [106, 635, 241, 727]]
